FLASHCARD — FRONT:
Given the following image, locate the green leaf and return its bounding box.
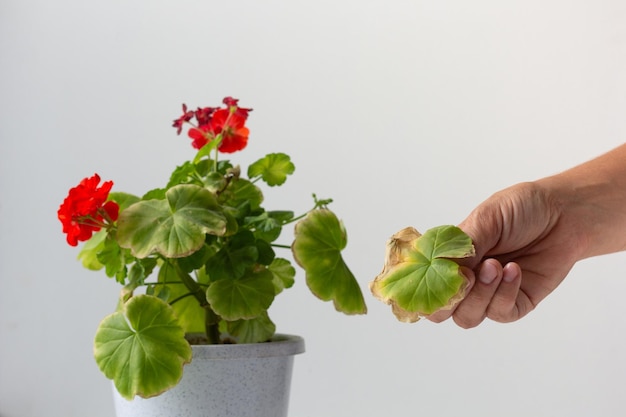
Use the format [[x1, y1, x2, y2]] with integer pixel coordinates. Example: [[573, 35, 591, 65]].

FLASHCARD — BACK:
[[93, 294, 192, 400], [292, 209, 367, 315], [247, 152, 295, 186], [154, 285, 171, 302], [127, 258, 157, 286], [193, 139, 219, 163], [255, 238, 275, 265], [176, 243, 216, 273], [166, 161, 198, 188], [225, 312, 276, 344], [244, 210, 292, 232], [370, 225, 475, 322], [108, 192, 141, 210], [245, 210, 293, 242], [141, 187, 166, 201], [205, 231, 259, 281], [203, 172, 228, 193], [205, 269, 275, 321], [220, 178, 264, 212], [268, 258, 295, 295], [266, 210, 295, 224], [158, 262, 206, 333], [77, 230, 107, 270], [116, 184, 227, 258], [98, 236, 127, 281], [117, 259, 157, 302]]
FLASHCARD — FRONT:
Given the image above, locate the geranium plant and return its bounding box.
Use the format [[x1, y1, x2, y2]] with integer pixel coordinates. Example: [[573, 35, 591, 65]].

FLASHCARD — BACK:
[[58, 97, 367, 400]]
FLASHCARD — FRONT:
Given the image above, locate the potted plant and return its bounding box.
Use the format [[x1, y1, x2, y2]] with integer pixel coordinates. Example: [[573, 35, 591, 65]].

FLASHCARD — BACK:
[[57, 97, 367, 417]]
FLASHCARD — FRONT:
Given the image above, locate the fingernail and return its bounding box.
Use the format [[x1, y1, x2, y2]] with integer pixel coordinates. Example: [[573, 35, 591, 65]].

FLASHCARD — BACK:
[[478, 261, 497, 284], [503, 263, 518, 283]]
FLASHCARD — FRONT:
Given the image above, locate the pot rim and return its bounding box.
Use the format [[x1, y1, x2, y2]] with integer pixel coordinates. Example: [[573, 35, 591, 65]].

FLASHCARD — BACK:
[[188, 333, 305, 360]]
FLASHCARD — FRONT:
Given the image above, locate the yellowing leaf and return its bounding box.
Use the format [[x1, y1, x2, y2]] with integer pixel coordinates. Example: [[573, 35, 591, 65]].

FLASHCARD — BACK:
[[116, 184, 227, 258], [370, 225, 474, 323]]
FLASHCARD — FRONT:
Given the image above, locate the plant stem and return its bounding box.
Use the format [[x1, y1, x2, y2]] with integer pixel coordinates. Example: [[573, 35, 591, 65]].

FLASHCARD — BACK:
[[173, 261, 221, 344], [282, 195, 335, 226], [205, 308, 221, 344], [212, 133, 222, 173]]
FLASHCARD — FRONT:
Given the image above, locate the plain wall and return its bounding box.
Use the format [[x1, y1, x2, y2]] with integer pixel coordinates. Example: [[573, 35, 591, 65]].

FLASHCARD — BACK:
[[1, 1, 626, 416]]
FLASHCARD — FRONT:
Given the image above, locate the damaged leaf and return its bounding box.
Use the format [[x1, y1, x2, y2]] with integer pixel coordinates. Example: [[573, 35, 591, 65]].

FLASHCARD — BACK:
[[370, 225, 474, 323]]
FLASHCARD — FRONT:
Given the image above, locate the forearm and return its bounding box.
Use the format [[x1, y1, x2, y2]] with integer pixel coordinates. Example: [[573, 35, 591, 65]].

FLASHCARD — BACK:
[[536, 143, 626, 259]]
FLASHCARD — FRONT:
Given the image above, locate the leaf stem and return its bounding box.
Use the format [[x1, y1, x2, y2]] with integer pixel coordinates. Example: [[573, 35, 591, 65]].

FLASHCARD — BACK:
[[172, 261, 221, 344], [271, 243, 292, 249], [168, 292, 195, 305], [139, 281, 209, 288], [213, 136, 220, 173], [282, 195, 334, 226]]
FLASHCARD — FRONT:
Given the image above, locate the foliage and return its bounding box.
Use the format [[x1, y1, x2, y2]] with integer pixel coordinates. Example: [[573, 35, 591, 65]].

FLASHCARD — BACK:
[[370, 225, 474, 322], [58, 97, 366, 399]]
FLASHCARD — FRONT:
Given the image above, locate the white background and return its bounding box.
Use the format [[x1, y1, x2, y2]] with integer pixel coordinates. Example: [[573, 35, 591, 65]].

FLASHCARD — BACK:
[[2, 1, 626, 416]]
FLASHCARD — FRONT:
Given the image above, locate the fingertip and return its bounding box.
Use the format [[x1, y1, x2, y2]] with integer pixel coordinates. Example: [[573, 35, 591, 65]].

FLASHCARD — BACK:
[[477, 259, 502, 285], [425, 306, 456, 323], [486, 262, 524, 323], [502, 262, 521, 283]]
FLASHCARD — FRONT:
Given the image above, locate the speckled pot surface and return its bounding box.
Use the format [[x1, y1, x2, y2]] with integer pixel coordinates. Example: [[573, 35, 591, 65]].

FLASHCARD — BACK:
[[112, 334, 305, 417]]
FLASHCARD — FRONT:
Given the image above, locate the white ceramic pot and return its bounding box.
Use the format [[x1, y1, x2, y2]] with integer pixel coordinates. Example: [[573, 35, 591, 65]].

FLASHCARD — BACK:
[[112, 334, 305, 417]]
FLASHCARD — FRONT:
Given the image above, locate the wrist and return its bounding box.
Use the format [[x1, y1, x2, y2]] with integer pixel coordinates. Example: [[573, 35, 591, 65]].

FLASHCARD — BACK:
[[535, 150, 626, 259]]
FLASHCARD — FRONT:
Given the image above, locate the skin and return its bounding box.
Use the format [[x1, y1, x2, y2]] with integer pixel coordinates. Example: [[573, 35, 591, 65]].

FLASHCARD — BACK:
[[427, 143, 626, 328]]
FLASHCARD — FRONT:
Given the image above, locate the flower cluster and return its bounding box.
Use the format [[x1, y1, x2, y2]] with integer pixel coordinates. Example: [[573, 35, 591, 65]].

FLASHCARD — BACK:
[[57, 174, 119, 246], [173, 96, 252, 153], [58, 97, 252, 246]]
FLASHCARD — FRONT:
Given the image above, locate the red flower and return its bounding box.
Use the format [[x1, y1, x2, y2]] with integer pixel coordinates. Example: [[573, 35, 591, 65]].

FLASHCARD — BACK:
[[184, 98, 252, 153], [222, 97, 239, 107], [58, 174, 119, 246], [222, 97, 252, 118], [195, 106, 218, 125], [172, 104, 194, 135], [188, 124, 211, 149], [207, 108, 250, 153]]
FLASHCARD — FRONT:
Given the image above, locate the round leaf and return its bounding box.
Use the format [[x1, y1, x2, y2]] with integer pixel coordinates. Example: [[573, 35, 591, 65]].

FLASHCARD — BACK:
[[370, 225, 475, 322], [268, 257, 296, 294], [247, 152, 295, 186], [292, 209, 367, 315], [94, 294, 192, 400], [116, 184, 227, 258], [77, 229, 106, 270], [205, 269, 275, 321], [220, 177, 264, 212], [225, 312, 276, 344]]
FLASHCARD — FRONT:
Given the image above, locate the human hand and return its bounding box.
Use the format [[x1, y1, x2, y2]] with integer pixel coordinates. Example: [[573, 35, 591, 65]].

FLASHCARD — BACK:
[[427, 181, 586, 328]]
